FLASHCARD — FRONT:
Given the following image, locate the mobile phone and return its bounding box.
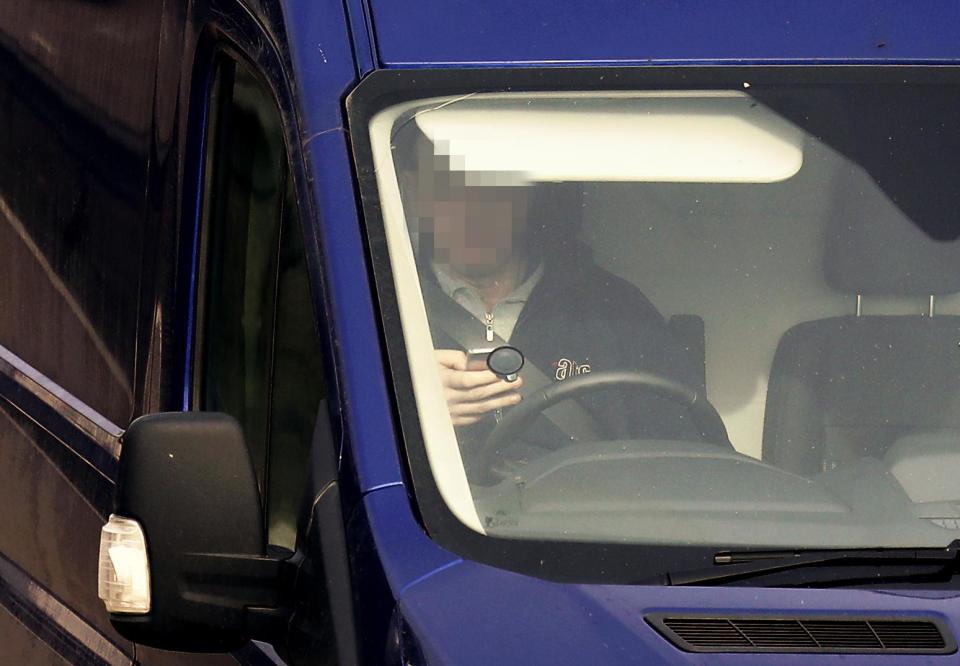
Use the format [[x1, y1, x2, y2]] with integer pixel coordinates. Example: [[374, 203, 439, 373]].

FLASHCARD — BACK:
[[468, 346, 525, 382], [466, 348, 495, 370]]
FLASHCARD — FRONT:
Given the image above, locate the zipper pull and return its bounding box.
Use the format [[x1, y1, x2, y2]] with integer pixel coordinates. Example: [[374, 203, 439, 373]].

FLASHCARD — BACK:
[[484, 312, 495, 342]]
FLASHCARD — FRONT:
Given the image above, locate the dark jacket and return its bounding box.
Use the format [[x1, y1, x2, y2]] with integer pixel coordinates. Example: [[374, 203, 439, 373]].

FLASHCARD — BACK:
[[426, 256, 705, 466]]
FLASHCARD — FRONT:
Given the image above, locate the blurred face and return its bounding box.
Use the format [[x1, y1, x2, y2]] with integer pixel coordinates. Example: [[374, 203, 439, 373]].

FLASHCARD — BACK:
[[430, 185, 529, 278], [402, 164, 530, 279]]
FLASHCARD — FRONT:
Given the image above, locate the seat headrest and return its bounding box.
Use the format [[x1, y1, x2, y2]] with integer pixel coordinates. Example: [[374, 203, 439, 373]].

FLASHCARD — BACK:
[[825, 189, 960, 296]]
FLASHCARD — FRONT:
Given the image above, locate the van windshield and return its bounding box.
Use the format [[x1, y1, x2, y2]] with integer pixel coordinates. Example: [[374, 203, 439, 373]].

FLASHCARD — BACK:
[[364, 83, 960, 557]]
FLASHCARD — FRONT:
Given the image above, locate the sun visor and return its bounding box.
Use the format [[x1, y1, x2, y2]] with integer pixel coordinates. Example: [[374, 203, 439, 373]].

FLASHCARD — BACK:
[[413, 91, 804, 185], [826, 182, 960, 296]]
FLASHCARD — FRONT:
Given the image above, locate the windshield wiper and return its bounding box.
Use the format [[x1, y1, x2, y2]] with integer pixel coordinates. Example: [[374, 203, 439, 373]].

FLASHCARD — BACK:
[[656, 541, 960, 587]]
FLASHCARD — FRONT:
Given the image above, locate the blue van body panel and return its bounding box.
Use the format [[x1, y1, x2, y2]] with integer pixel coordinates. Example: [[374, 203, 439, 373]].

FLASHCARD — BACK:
[[359, 464, 960, 664], [365, 0, 960, 66], [279, 0, 357, 133], [280, 0, 406, 494], [276, 2, 960, 662], [341, 0, 377, 75], [400, 561, 960, 663], [299, 129, 406, 493], [364, 485, 461, 595]]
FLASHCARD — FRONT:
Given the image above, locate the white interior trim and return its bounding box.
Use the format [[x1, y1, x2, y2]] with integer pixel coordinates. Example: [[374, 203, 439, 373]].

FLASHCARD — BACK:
[[370, 102, 486, 534]]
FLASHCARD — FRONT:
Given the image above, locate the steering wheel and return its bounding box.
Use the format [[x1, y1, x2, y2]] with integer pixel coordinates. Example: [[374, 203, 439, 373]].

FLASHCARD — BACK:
[[477, 370, 731, 476]]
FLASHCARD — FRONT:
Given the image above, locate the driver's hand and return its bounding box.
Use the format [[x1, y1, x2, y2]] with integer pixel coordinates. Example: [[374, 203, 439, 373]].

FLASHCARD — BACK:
[[435, 349, 523, 426]]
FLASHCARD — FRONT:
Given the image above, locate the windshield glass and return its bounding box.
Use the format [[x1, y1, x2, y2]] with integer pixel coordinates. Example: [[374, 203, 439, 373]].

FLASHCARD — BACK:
[[365, 83, 960, 556]]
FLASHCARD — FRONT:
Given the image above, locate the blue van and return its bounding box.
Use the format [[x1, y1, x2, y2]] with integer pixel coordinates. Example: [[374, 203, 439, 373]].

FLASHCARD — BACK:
[[4, 0, 960, 663]]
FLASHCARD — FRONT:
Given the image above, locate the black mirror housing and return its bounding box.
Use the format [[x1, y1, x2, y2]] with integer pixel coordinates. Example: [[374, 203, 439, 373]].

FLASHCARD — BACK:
[[109, 412, 287, 651]]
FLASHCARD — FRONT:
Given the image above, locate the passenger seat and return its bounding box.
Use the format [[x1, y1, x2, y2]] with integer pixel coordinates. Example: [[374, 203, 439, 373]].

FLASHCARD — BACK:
[[762, 206, 960, 476]]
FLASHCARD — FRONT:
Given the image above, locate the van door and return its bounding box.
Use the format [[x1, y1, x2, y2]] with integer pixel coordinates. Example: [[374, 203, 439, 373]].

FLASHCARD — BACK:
[[168, 34, 357, 665]]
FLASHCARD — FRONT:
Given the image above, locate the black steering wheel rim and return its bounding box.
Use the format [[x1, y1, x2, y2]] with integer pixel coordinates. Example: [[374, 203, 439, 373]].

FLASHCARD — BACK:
[[478, 370, 731, 475]]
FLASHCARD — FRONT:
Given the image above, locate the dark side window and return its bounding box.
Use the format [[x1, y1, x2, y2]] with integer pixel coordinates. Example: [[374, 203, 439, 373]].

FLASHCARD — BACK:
[[197, 55, 325, 549]]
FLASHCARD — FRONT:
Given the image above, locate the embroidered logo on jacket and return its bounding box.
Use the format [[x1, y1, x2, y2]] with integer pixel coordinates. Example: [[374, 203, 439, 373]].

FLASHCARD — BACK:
[[554, 358, 592, 381]]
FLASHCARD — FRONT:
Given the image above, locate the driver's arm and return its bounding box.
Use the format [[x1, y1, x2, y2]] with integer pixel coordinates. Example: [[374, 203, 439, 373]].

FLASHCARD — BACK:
[[435, 349, 523, 426]]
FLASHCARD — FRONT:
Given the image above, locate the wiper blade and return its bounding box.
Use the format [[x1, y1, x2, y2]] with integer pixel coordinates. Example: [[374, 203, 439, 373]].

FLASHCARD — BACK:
[[661, 541, 960, 587]]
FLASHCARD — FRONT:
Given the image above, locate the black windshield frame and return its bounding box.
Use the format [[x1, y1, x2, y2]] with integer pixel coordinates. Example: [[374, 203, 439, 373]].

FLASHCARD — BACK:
[[345, 65, 960, 585]]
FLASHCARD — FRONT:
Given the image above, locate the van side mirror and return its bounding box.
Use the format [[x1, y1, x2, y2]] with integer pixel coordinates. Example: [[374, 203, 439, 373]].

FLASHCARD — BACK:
[[100, 412, 290, 652]]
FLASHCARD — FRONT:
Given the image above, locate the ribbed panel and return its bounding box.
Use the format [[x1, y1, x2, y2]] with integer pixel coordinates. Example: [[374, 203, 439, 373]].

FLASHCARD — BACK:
[[735, 619, 816, 648], [660, 619, 750, 648], [871, 621, 946, 649], [654, 616, 952, 654], [803, 620, 880, 648]]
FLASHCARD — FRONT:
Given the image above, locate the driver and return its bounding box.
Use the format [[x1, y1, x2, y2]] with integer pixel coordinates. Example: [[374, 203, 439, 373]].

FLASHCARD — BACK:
[[396, 127, 705, 469]]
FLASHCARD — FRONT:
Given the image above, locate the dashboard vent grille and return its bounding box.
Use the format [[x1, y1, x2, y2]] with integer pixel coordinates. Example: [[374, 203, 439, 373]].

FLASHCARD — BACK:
[[648, 615, 954, 654]]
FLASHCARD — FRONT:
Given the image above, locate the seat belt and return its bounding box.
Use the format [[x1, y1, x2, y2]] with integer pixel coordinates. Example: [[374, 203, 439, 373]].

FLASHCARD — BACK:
[[420, 279, 602, 443]]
